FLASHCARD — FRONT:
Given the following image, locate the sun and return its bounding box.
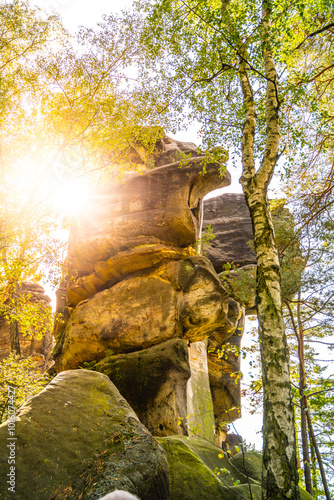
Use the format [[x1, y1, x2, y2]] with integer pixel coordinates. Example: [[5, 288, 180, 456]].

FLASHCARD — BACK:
[[51, 179, 91, 217]]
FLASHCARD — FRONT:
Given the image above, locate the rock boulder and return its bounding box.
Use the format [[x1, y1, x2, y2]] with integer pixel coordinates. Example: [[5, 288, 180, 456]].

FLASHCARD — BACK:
[[159, 436, 314, 500], [203, 193, 256, 273], [96, 338, 191, 437], [0, 370, 170, 500], [54, 256, 230, 371]]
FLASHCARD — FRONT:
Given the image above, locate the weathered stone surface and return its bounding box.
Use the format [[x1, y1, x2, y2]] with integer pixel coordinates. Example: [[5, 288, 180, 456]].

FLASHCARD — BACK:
[[222, 433, 243, 456], [203, 192, 257, 314], [122, 132, 208, 169], [96, 338, 191, 437], [51, 137, 246, 444], [158, 436, 261, 500], [54, 256, 230, 371], [67, 157, 230, 304], [158, 436, 313, 500], [0, 370, 170, 500], [0, 282, 52, 371], [154, 136, 200, 167], [204, 195, 302, 314], [203, 193, 256, 273], [220, 265, 257, 315], [67, 244, 191, 306], [186, 340, 215, 443], [208, 301, 244, 434]]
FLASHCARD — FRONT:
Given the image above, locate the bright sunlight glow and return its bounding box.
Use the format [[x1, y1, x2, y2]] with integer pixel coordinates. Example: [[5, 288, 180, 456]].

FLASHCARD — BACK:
[[51, 180, 90, 217]]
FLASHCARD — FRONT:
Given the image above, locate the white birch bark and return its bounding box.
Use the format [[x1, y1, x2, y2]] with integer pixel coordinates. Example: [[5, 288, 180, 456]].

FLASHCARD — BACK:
[[238, 2, 300, 498]]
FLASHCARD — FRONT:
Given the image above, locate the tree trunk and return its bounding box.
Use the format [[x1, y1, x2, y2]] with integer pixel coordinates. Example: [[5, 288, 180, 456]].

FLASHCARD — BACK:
[[305, 399, 331, 500], [300, 396, 313, 494], [238, 2, 300, 497], [285, 297, 313, 495], [244, 193, 300, 500], [309, 435, 318, 496], [297, 297, 313, 495], [10, 319, 21, 355], [29, 333, 36, 356]]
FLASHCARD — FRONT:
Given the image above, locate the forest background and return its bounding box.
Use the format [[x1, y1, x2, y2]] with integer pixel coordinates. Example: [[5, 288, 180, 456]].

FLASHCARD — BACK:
[[0, 0, 333, 498]]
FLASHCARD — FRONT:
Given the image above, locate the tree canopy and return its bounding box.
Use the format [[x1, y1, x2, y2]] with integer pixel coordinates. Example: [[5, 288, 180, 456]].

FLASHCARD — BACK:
[[0, 0, 334, 498]]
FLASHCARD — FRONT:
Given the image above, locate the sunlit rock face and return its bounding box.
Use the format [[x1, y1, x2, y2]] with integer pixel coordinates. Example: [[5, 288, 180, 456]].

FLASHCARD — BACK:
[[53, 136, 247, 439], [56, 256, 229, 371], [0, 283, 52, 371], [66, 153, 230, 306]]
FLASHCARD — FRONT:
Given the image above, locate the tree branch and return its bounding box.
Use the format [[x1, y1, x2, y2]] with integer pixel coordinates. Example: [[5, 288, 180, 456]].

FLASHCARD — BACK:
[[294, 22, 334, 51]]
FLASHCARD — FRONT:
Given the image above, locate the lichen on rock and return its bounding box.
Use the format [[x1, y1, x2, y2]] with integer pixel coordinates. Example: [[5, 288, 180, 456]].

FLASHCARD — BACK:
[[0, 370, 170, 500]]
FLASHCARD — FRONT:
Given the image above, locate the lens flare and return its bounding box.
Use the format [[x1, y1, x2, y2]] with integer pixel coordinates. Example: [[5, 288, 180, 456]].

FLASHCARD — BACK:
[[52, 179, 90, 216]]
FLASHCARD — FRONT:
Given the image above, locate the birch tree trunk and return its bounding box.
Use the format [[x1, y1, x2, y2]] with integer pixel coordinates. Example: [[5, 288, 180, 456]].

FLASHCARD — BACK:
[[238, 1, 300, 498]]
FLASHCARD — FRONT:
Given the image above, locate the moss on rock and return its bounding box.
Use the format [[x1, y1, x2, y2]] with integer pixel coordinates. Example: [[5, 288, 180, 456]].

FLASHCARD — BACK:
[[95, 339, 190, 437], [0, 370, 170, 500], [158, 436, 314, 500]]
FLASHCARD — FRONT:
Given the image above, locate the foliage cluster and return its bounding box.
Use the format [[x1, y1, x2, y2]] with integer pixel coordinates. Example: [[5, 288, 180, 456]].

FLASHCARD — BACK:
[[0, 0, 334, 498], [0, 353, 50, 424]]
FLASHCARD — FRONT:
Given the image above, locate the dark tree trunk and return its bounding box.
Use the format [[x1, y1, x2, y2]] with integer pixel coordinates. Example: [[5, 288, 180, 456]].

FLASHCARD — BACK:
[[286, 297, 313, 495], [309, 435, 318, 495], [10, 319, 21, 355], [305, 399, 331, 500]]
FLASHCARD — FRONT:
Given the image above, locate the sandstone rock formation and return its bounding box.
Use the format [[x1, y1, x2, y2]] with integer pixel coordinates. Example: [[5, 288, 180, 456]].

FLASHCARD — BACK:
[[66, 154, 230, 307], [205, 195, 304, 318], [158, 436, 313, 500], [186, 339, 216, 442], [203, 193, 256, 273], [0, 136, 306, 498], [55, 256, 229, 371], [0, 370, 170, 500], [208, 301, 244, 432], [0, 282, 52, 371], [52, 136, 246, 446], [159, 436, 262, 499], [96, 338, 191, 437]]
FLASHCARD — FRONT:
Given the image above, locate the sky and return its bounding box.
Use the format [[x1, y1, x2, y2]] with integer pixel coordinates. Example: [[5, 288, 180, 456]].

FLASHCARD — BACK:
[[31, 0, 134, 31], [29, 0, 244, 192], [29, 0, 262, 447]]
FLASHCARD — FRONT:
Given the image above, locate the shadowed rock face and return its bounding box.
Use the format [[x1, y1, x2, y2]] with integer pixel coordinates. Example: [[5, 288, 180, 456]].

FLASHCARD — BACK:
[[208, 303, 244, 430], [203, 193, 256, 273], [96, 339, 191, 437]]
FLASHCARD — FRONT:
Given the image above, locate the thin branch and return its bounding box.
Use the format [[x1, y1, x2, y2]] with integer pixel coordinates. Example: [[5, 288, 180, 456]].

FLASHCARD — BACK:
[[178, 0, 273, 84], [305, 340, 334, 346], [308, 63, 334, 83], [294, 22, 334, 51], [159, 63, 235, 112], [307, 388, 333, 398]]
